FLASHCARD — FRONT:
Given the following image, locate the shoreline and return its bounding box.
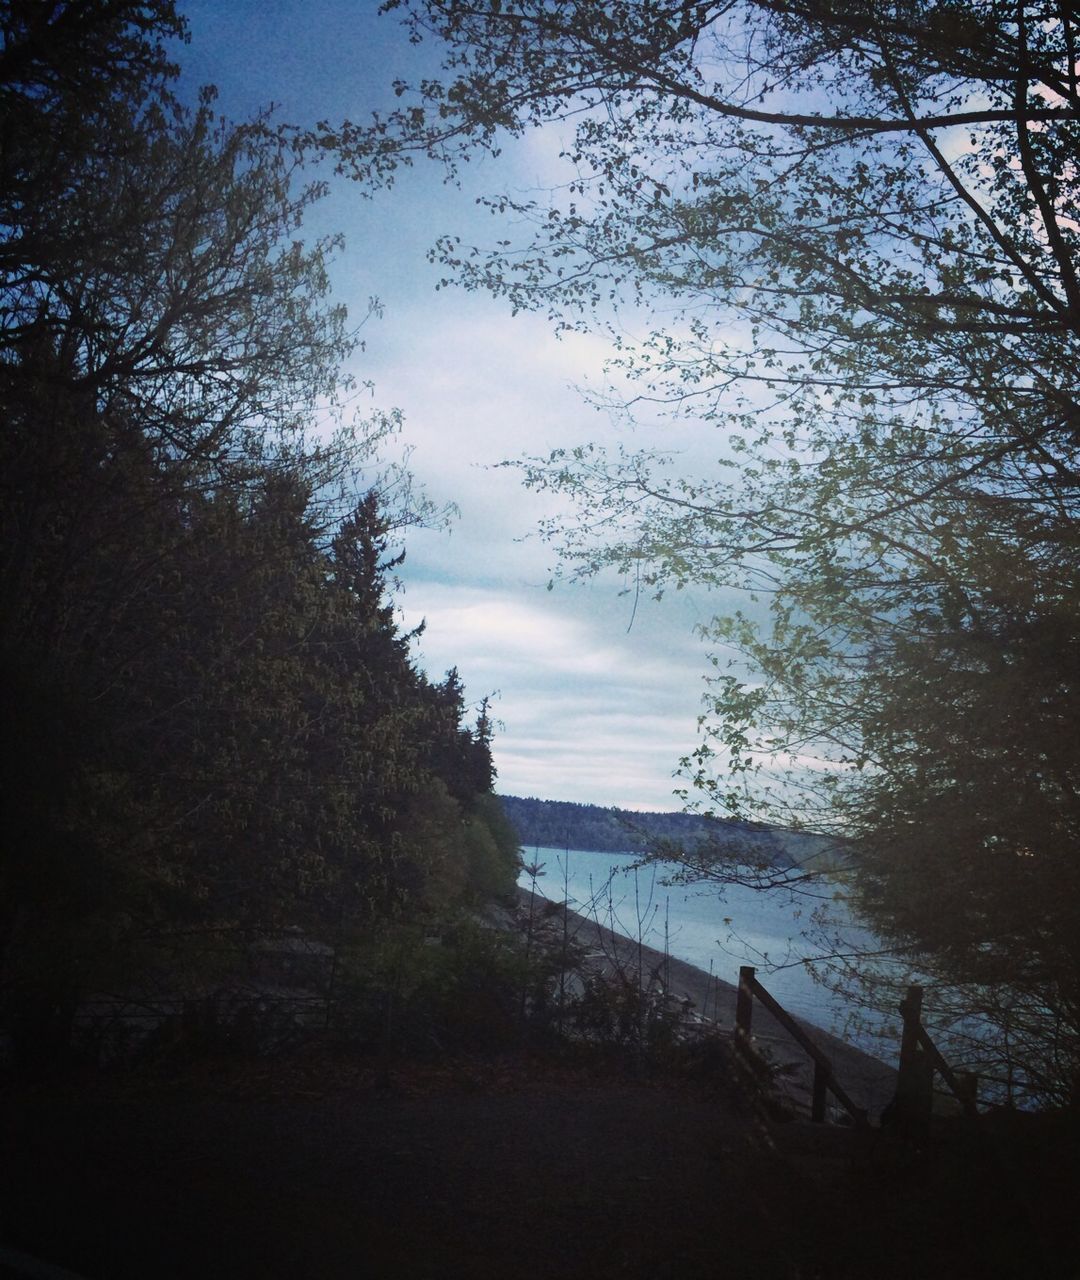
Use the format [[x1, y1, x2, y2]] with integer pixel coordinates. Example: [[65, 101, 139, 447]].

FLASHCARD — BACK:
[[516, 886, 898, 1121]]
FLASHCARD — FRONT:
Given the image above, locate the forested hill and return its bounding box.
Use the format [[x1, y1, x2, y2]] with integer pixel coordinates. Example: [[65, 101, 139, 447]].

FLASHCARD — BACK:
[[498, 794, 830, 867], [0, 5, 523, 1075]]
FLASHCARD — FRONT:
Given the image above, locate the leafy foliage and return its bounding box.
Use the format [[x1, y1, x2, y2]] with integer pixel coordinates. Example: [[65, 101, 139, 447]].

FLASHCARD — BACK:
[[336, 1, 1080, 1101], [0, 0, 517, 1070]]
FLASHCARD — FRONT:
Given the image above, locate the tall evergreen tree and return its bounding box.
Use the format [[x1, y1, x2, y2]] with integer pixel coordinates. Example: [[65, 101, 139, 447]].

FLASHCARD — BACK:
[[0, 2, 506, 1065]]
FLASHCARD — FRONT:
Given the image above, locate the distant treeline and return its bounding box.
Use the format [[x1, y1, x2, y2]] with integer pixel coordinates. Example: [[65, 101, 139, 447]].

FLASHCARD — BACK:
[[498, 795, 833, 867]]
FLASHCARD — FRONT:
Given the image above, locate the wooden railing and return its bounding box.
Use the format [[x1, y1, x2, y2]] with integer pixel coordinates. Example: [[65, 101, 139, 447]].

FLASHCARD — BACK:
[[896, 984, 979, 1122], [735, 965, 869, 1128], [735, 968, 984, 1132]]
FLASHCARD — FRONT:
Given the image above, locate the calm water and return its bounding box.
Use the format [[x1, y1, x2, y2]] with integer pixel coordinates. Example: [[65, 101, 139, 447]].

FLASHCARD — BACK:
[[518, 846, 887, 1045]]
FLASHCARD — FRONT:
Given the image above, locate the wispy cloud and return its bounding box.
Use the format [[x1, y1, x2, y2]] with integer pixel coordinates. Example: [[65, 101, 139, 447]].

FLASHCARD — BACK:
[[179, 0, 728, 813], [399, 581, 711, 808]]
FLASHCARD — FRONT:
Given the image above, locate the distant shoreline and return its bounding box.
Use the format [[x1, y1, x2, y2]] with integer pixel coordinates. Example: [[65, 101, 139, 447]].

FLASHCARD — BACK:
[[503, 795, 837, 865]]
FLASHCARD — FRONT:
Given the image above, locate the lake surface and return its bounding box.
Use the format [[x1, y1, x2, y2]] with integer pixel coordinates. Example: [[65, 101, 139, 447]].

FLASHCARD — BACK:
[[518, 846, 890, 1049]]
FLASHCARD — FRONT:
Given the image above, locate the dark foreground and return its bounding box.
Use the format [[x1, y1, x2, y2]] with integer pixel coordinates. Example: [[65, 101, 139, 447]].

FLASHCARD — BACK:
[[3, 1051, 1078, 1280]]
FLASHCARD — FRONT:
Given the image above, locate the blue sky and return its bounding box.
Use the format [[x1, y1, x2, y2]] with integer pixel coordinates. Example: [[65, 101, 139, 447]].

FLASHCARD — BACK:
[[176, 1, 722, 810]]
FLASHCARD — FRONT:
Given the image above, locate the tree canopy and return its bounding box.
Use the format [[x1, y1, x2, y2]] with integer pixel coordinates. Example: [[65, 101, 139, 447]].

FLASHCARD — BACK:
[[1, 0, 519, 1070], [332, 0, 1080, 1103]]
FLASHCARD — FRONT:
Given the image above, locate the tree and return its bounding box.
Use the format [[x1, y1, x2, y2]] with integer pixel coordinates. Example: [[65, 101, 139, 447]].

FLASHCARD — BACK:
[[1, 2, 430, 1064], [829, 592, 1080, 1102], [332, 1, 1080, 1100]]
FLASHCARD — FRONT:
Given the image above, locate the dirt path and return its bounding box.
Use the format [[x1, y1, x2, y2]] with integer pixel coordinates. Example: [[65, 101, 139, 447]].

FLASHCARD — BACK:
[[4, 1057, 1073, 1280], [3, 911, 1072, 1279], [2, 1064, 831, 1279]]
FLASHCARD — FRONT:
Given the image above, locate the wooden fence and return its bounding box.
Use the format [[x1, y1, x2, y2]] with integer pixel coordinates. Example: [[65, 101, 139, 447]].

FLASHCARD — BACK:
[[735, 965, 870, 1128], [895, 984, 979, 1123], [735, 967, 982, 1128]]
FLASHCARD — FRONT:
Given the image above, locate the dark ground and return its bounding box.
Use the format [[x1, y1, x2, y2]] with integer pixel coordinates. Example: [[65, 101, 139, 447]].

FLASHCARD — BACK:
[[2, 898, 1076, 1278], [3, 1048, 1078, 1280]]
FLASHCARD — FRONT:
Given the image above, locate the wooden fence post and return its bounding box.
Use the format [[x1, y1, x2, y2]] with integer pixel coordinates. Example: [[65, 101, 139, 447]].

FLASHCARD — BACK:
[[893, 984, 933, 1134], [811, 1060, 828, 1123], [956, 1071, 979, 1111], [898, 984, 923, 1069], [735, 965, 755, 1056]]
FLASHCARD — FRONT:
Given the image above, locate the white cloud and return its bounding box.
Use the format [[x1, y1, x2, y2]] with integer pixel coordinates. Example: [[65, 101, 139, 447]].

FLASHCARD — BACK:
[[398, 580, 712, 809], [179, 0, 736, 815]]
